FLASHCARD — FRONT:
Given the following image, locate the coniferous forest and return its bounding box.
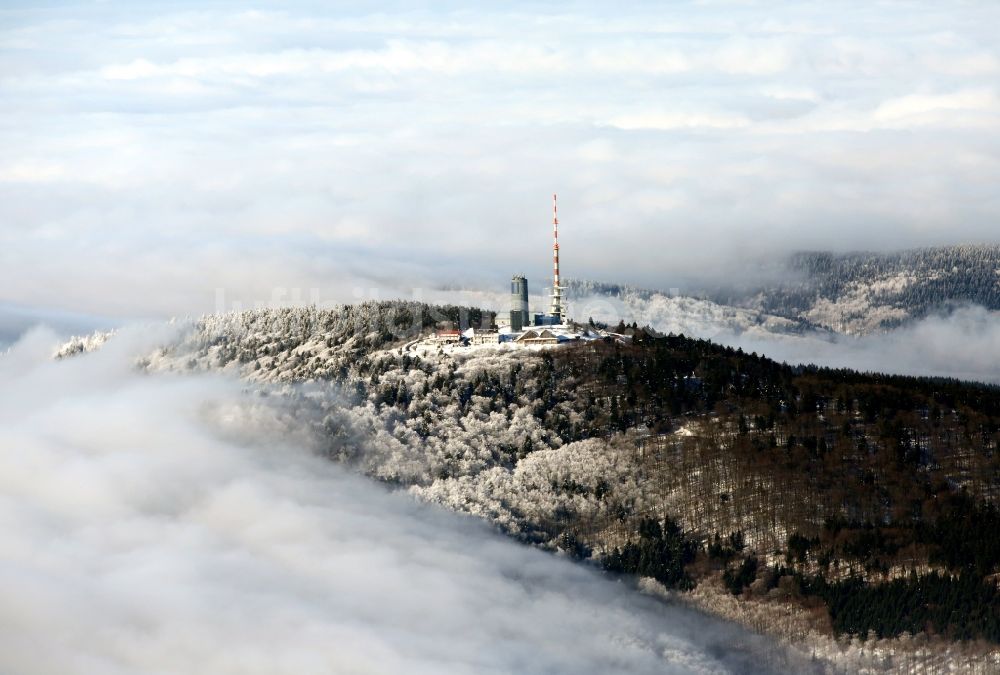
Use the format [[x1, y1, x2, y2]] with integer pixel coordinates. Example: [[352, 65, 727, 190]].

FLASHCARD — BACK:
[[560, 327, 1000, 642], [723, 244, 1000, 333]]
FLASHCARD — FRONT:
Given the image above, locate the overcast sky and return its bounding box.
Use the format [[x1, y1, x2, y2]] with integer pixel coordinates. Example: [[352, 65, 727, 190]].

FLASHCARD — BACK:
[[2, 1, 999, 319]]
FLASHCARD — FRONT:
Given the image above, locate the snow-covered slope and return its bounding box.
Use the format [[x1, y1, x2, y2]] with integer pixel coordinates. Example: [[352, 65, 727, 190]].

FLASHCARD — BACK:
[[51, 304, 1000, 671], [741, 245, 1000, 335], [56, 306, 609, 537], [570, 287, 817, 340]]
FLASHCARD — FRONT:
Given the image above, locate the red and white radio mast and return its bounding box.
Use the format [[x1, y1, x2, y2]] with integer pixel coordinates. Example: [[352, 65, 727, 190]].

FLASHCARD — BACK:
[[549, 193, 566, 323]]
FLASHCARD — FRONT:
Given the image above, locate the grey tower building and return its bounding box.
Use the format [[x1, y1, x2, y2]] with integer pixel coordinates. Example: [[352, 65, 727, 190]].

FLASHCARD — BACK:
[[510, 275, 529, 331]]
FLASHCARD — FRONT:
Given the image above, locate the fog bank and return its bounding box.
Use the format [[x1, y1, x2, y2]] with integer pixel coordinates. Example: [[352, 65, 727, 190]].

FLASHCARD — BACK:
[[0, 329, 803, 674], [722, 306, 1000, 384]]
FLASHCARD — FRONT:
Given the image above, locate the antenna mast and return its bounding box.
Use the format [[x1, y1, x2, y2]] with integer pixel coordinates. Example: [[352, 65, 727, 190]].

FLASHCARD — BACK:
[[549, 193, 565, 323]]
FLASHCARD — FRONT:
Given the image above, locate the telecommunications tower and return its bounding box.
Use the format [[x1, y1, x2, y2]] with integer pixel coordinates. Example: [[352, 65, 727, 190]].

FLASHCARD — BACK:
[[549, 193, 566, 323]]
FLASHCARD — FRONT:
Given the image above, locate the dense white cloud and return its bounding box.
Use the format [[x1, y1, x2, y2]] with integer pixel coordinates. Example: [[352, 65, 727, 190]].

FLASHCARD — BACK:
[[723, 305, 1000, 384], [0, 331, 807, 674], [1, 1, 999, 318]]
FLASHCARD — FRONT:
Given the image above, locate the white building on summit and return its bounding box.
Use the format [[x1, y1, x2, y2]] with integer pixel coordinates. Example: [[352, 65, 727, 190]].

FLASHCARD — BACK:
[[514, 329, 560, 346]]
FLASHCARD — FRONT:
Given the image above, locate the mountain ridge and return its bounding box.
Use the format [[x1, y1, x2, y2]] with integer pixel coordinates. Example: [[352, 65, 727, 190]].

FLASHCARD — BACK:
[[567, 244, 1000, 337], [53, 301, 1000, 671]]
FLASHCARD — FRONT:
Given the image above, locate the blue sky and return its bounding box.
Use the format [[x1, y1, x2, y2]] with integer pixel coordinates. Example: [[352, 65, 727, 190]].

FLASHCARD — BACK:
[[2, 1, 999, 319]]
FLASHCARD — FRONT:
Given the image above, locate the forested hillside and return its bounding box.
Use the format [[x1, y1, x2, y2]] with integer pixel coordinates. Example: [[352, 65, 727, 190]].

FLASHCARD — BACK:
[[564, 279, 824, 339], [571, 245, 1000, 336], [743, 245, 1000, 334], [60, 302, 1000, 669], [551, 329, 1000, 644]]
